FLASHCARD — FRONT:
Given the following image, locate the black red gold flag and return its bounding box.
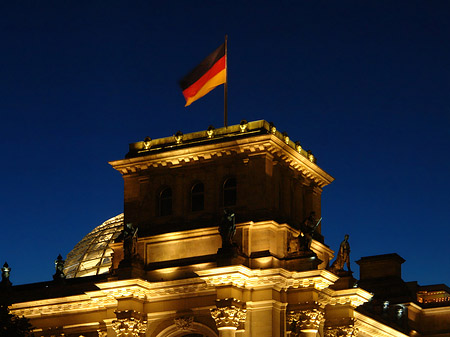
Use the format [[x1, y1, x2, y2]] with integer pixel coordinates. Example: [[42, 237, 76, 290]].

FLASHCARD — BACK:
[[179, 43, 227, 107]]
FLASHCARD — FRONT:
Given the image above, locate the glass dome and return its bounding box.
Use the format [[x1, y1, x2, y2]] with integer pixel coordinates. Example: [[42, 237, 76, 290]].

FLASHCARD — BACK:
[[64, 213, 124, 278]]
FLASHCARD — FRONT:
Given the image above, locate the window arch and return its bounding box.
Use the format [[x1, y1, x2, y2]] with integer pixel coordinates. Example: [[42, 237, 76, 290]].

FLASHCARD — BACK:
[[223, 177, 237, 207], [158, 187, 172, 216], [191, 182, 204, 212]]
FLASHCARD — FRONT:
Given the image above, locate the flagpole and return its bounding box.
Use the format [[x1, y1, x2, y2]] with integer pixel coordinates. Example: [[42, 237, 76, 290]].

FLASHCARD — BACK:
[[224, 35, 228, 127]]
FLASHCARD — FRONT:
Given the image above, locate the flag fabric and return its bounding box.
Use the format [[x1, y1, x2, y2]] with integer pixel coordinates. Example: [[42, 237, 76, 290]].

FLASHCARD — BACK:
[[179, 43, 226, 107]]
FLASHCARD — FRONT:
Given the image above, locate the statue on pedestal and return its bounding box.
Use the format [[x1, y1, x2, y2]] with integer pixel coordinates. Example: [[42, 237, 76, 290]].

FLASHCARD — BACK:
[[298, 212, 321, 253], [330, 234, 352, 274], [123, 223, 138, 261], [117, 222, 144, 278], [219, 209, 236, 249], [53, 254, 66, 281], [1, 262, 12, 287]]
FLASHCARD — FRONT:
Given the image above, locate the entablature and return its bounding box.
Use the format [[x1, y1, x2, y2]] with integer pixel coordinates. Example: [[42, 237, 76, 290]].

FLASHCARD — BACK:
[[196, 265, 338, 291], [109, 121, 334, 188], [95, 278, 213, 301]]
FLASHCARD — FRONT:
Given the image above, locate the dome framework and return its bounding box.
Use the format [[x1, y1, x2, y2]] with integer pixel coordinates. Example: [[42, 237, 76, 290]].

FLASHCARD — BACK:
[[63, 213, 124, 278]]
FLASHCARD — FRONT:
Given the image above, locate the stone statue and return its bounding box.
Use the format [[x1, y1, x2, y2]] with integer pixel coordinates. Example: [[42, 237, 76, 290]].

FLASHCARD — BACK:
[[123, 223, 138, 260], [1, 262, 12, 286], [298, 212, 321, 252], [330, 234, 351, 273], [219, 209, 236, 248], [53, 254, 66, 280]]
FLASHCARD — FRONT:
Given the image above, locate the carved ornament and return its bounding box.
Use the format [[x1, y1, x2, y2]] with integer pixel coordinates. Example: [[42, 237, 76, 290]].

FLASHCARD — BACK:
[[325, 318, 358, 337], [174, 316, 194, 331], [112, 310, 147, 337], [287, 308, 324, 332], [211, 298, 247, 329], [327, 289, 372, 308], [112, 134, 333, 188], [210, 306, 246, 329], [200, 271, 336, 291], [97, 330, 108, 337]]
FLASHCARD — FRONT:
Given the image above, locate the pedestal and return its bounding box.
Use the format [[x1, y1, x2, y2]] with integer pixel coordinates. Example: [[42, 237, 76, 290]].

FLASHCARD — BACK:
[[217, 246, 247, 267], [285, 251, 322, 271], [116, 255, 145, 279], [329, 272, 356, 290]]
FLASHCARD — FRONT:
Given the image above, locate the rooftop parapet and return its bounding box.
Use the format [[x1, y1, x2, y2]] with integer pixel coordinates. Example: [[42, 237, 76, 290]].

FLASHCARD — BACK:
[[126, 120, 317, 163]]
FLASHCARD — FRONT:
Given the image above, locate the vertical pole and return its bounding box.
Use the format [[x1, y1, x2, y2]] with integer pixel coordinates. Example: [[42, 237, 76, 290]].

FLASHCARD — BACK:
[[224, 35, 228, 127]]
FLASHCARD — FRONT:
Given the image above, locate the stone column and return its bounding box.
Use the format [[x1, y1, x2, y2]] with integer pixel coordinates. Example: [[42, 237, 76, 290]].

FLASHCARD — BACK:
[[287, 307, 324, 337], [211, 298, 247, 337], [112, 310, 147, 337], [324, 318, 358, 337]]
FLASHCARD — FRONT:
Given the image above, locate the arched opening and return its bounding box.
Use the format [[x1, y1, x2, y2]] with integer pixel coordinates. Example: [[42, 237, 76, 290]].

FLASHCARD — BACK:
[[191, 182, 204, 212], [155, 321, 217, 337], [159, 187, 172, 216], [223, 177, 237, 207]]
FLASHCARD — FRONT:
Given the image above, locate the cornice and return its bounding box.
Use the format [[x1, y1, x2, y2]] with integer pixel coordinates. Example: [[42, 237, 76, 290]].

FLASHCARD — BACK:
[[320, 287, 372, 308], [95, 278, 212, 301], [10, 278, 213, 318], [421, 305, 450, 314], [196, 266, 338, 291], [109, 134, 333, 188], [10, 295, 115, 318], [331, 288, 372, 307]]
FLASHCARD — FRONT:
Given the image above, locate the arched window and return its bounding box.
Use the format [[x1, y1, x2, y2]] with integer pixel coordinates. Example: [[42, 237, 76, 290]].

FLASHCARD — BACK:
[[191, 183, 204, 212], [223, 177, 237, 207], [159, 187, 172, 216]]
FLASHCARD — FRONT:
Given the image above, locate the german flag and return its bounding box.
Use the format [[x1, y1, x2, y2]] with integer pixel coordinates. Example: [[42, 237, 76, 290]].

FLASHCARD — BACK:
[[179, 43, 226, 107]]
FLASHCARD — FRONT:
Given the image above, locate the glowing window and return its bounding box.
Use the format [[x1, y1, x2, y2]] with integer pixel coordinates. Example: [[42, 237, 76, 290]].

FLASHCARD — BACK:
[[191, 183, 204, 212], [159, 187, 172, 216], [223, 178, 237, 207]]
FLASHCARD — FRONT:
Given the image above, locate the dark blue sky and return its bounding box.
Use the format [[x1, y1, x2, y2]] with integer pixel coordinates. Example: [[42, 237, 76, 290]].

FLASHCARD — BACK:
[[0, 1, 449, 286]]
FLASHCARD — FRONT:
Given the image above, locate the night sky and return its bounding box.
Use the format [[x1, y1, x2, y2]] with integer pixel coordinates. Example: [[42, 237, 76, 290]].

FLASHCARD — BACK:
[[1, 1, 449, 286]]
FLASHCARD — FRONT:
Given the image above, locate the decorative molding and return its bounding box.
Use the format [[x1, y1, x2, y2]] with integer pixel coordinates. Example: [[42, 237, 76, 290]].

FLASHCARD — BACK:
[[211, 298, 247, 329], [174, 316, 194, 331], [287, 307, 324, 333], [102, 286, 148, 300], [211, 306, 246, 329], [146, 283, 210, 298], [325, 318, 359, 337], [11, 296, 116, 318], [112, 310, 147, 337], [326, 288, 373, 308], [197, 266, 338, 291], [236, 308, 247, 331], [354, 312, 409, 337], [97, 330, 108, 337], [325, 326, 358, 337], [96, 278, 210, 301], [110, 133, 333, 188]]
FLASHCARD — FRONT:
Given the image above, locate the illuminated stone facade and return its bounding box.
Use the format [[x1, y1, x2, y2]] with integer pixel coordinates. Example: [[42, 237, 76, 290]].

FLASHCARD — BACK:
[[4, 121, 450, 337]]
